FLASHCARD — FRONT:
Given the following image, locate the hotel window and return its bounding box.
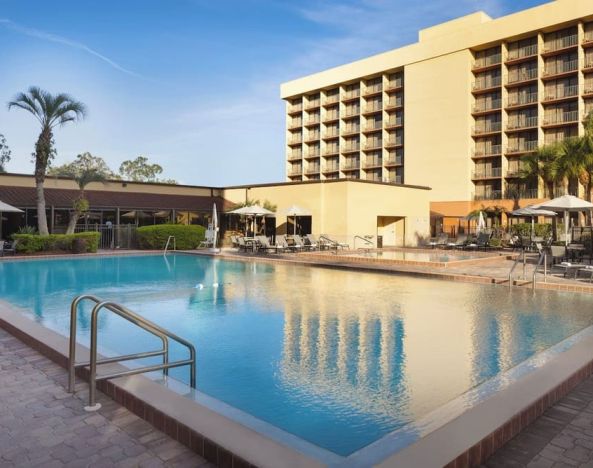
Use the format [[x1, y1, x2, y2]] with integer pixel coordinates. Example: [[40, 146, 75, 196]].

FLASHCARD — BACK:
[[543, 77, 578, 100]]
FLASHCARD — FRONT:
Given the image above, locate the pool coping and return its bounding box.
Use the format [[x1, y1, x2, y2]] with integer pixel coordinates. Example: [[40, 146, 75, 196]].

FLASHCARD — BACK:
[[3, 252, 593, 467]]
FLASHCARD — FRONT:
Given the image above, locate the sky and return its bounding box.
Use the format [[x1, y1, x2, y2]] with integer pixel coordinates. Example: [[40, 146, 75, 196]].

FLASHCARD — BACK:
[[0, 0, 548, 186]]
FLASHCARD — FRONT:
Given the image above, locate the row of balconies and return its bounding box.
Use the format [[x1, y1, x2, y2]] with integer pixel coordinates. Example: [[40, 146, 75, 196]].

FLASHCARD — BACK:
[[288, 96, 404, 115], [472, 89, 592, 112], [472, 111, 582, 134], [472, 188, 539, 200], [472, 141, 540, 157]]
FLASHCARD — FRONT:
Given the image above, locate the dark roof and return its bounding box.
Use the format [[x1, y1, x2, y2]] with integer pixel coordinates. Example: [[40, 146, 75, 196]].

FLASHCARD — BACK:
[[0, 186, 234, 212]]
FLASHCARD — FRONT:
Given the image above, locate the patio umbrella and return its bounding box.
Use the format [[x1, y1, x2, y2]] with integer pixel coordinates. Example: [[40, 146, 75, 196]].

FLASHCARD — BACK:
[[153, 210, 171, 219], [281, 205, 311, 235], [121, 210, 151, 224], [534, 195, 593, 245], [0, 200, 23, 239], [477, 211, 486, 234], [509, 205, 557, 239], [228, 205, 274, 235], [211, 203, 219, 252]]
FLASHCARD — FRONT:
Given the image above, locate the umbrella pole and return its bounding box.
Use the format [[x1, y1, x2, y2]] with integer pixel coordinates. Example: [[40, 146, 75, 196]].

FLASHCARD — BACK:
[[565, 211, 569, 246]]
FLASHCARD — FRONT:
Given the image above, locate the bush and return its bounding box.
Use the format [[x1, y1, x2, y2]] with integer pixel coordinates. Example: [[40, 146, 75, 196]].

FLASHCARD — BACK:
[[510, 223, 552, 238], [13, 232, 100, 254], [136, 224, 206, 250]]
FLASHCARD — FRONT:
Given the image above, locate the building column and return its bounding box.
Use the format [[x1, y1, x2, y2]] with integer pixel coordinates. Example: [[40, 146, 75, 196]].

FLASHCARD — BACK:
[[116, 207, 120, 226], [50, 205, 55, 234]]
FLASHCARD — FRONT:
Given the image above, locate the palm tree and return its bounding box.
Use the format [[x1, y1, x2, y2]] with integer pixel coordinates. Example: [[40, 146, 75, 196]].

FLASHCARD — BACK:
[[519, 142, 562, 199], [556, 136, 589, 198], [64, 169, 108, 234], [8, 87, 86, 235]]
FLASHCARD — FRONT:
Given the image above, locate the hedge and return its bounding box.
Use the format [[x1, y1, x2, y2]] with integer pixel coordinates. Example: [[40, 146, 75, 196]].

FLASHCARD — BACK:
[[13, 232, 101, 254], [510, 223, 552, 238], [136, 224, 206, 250]]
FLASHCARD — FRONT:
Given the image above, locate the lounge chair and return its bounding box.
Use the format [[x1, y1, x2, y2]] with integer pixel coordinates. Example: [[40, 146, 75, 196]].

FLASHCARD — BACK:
[[292, 235, 310, 251], [465, 232, 490, 250], [578, 265, 593, 283], [554, 261, 584, 278], [256, 235, 285, 253], [237, 237, 249, 252], [447, 234, 467, 249], [427, 233, 448, 249], [320, 234, 349, 250], [230, 235, 238, 248], [277, 235, 302, 253], [305, 234, 319, 250]]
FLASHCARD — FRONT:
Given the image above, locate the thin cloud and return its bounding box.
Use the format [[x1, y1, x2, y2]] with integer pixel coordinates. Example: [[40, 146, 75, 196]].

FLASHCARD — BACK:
[[0, 18, 143, 79]]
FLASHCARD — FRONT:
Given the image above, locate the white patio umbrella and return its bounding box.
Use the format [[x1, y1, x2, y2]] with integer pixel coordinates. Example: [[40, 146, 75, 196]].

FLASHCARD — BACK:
[[509, 205, 557, 239], [281, 205, 311, 235], [210, 203, 219, 253], [534, 195, 593, 245], [0, 200, 23, 239], [228, 205, 274, 235], [477, 211, 486, 234]]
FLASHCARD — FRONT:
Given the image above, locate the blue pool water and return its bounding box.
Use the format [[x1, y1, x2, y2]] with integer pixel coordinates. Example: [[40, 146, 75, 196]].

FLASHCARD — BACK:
[[1, 254, 593, 457]]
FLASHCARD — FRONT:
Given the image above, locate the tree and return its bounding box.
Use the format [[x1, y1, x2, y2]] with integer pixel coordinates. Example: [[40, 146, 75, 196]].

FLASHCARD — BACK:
[[48, 152, 115, 178], [118, 156, 176, 184], [519, 142, 562, 199], [556, 136, 588, 198], [0, 134, 11, 172], [50, 153, 111, 234], [8, 87, 86, 235]]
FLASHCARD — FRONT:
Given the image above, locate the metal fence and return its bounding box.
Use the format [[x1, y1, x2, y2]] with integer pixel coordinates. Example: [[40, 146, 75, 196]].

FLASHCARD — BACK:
[[70, 224, 138, 249]]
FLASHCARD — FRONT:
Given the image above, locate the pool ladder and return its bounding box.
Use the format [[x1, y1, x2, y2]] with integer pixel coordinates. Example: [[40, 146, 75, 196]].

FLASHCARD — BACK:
[[164, 235, 176, 255], [354, 235, 374, 252], [68, 295, 196, 411]]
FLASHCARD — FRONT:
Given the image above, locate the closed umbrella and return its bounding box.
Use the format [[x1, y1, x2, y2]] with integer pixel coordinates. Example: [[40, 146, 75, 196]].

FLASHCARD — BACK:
[[477, 211, 486, 234], [534, 195, 593, 245], [0, 200, 23, 239], [281, 205, 311, 235], [211, 202, 219, 252]]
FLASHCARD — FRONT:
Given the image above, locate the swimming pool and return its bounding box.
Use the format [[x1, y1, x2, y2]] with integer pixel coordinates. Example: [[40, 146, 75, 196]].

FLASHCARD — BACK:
[[1, 253, 592, 459], [342, 249, 477, 262]]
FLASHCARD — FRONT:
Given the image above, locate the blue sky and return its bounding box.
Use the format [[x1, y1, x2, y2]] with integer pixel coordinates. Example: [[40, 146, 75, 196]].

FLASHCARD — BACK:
[[0, 0, 547, 186]]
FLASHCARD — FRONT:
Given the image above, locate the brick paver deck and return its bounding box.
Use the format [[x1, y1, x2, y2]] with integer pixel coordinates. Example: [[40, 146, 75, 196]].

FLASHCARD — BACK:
[[0, 328, 212, 468], [484, 374, 593, 468]]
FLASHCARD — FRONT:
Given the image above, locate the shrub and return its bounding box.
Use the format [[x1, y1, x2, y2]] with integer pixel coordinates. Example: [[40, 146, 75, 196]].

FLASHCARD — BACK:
[[13, 232, 100, 254], [510, 223, 552, 238], [136, 224, 206, 250]]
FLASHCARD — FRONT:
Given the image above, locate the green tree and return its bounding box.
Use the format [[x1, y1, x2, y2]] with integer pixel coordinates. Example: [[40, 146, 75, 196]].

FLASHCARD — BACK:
[[556, 136, 588, 198], [519, 142, 562, 199], [8, 87, 86, 235], [0, 134, 11, 172], [50, 153, 111, 234], [118, 156, 176, 183]]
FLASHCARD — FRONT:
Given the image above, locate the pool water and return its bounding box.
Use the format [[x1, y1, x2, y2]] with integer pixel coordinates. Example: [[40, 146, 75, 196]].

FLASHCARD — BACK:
[[342, 249, 479, 262], [1, 254, 592, 457]]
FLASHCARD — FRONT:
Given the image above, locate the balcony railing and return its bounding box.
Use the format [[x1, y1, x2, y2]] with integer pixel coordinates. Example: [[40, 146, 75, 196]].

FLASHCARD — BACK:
[[364, 84, 383, 95], [324, 95, 340, 105], [305, 117, 320, 125], [288, 137, 302, 145], [507, 68, 538, 84], [364, 104, 382, 113], [288, 168, 302, 176], [287, 153, 302, 161], [343, 90, 361, 100], [323, 130, 339, 139], [473, 190, 503, 201], [342, 161, 361, 170], [473, 54, 502, 69], [387, 79, 403, 90], [305, 166, 320, 175], [386, 176, 403, 184], [585, 86, 593, 96], [343, 108, 360, 117], [505, 166, 523, 177], [506, 44, 538, 61], [472, 76, 502, 91], [385, 98, 403, 109], [305, 151, 320, 158], [505, 188, 539, 199], [472, 122, 502, 134], [342, 145, 360, 153], [304, 133, 320, 142], [288, 120, 302, 129], [323, 165, 340, 173], [507, 116, 538, 130], [342, 126, 360, 135], [506, 93, 538, 108], [364, 121, 383, 131], [385, 117, 403, 127], [385, 138, 403, 147], [542, 85, 578, 101], [473, 145, 502, 157], [584, 58, 593, 70], [305, 100, 320, 109], [472, 167, 502, 179], [364, 159, 383, 168], [288, 104, 302, 113], [542, 110, 579, 126], [543, 35, 578, 53], [323, 147, 339, 155], [364, 141, 382, 150], [506, 141, 538, 153], [385, 156, 403, 166], [472, 99, 502, 113], [543, 59, 578, 77], [323, 112, 339, 121]]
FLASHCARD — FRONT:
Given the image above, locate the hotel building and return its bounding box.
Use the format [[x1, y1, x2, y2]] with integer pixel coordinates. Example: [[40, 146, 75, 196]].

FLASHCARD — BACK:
[[281, 0, 593, 231]]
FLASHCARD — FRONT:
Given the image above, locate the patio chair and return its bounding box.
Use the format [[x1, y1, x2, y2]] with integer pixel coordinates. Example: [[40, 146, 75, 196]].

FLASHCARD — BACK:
[[427, 233, 448, 249], [320, 234, 349, 250], [277, 235, 302, 253], [578, 265, 593, 283], [237, 237, 248, 252], [549, 245, 566, 265], [554, 261, 584, 278], [230, 235, 238, 248], [447, 234, 467, 249], [305, 234, 319, 250], [2, 240, 17, 256], [256, 236, 284, 254], [292, 235, 310, 251]]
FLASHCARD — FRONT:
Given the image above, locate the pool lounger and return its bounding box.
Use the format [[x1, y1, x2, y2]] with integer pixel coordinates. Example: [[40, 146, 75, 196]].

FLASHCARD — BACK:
[[578, 265, 593, 283], [556, 262, 585, 278]]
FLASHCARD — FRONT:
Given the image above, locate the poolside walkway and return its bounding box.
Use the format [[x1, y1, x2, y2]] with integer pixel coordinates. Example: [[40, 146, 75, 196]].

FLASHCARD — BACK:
[[0, 328, 212, 468], [484, 373, 593, 468]]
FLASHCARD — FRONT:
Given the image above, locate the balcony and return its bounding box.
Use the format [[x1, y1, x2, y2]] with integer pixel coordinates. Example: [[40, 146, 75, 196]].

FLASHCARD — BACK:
[[473, 190, 503, 201], [304, 151, 320, 159], [542, 110, 579, 126], [386, 176, 403, 184], [506, 141, 538, 154], [304, 134, 320, 143], [542, 60, 578, 78], [506, 116, 538, 131], [543, 35, 578, 54], [472, 167, 502, 180], [323, 112, 340, 122], [385, 117, 403, 128], [506, 68, 538, 86], [343, 90, 361, 101], [385, 138, 403, 148], [584, 59, 593, 71], [287, 153, 302, 161], [323, 165, 340, 173], [585, 32, 593, 47], [343, 108, 360, 118], [287, 104, 302, 114], [287, 168, 302, 177], [472, 99, 502, 114], [304, 117, 321, 126], [364, 84, 383, 96], [386, 79, 403, 90], [341, 145, 360, 154], [364, 159, 383, 169], [323, 147, 339, 156], [472, 54, 502, 70], [472, 76, 502, 92], [342, 126, 360, 136], [505, 188, 539, 199], [505, 166, 523, 178], [542, 85, 578, 102], [363, 104, 382, 114], [305, 166, 320, 175], [364, 141, 383, 151], [506, 93, 538, 108], [385, 156, 403, 166], [342, 161, 361, 170], [472, 145, 502, 158], [324, 95, 340, 105], [305, 100, 321, 110], [323, 130, 339, 140], [506, 44, 538, 62], [585, 86, 593, 97], [363, 121, 383, 132], [472, 122, 502, 135], [287, 137, 302, 146], [385, 98, 403, 109], [288, 121, 302, 129]]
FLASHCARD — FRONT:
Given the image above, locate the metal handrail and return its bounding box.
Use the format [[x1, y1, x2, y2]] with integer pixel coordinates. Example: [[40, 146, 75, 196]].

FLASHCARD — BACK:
[[532, 251, 547, 289], [354, 235, 374, 250], [68, 295, 196, 411], [508, 248, 527, 288], [164, 235, 176, 255]]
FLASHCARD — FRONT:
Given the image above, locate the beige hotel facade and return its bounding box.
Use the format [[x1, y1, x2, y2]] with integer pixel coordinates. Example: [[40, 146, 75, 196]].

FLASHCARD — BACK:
[[281, 0, 593, 233]]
